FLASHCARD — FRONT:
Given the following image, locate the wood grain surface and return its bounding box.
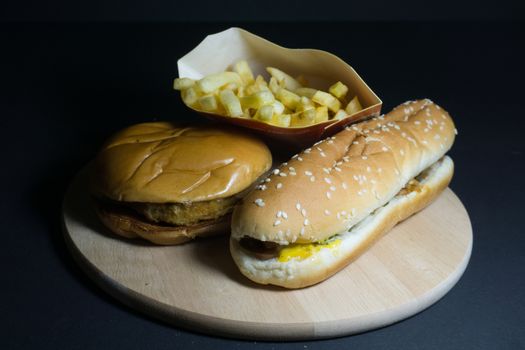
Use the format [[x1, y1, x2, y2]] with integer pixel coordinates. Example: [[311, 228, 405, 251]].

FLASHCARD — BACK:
[[62, 167, 472, 340]]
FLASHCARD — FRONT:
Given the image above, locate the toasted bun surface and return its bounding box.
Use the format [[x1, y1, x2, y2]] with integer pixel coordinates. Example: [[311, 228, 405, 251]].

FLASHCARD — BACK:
[[91, 122, 272, 203], [231, 99, 456, 245], [230, 156, 454, 288]]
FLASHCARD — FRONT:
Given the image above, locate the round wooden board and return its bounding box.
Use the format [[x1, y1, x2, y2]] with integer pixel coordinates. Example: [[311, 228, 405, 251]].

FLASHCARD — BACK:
[[63, 168, 472, 340]]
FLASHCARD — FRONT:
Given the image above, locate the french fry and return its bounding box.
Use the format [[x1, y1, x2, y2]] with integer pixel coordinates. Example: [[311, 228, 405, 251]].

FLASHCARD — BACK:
[[329, 81, 348, 100], [294, 87, 318, 99], [315, 106, 329, 123], [268, 77, 283, 95], [173, 77, 195, 90], [291, 108, 315, 127], [177, 61, 357, 128], [312, 90, 341, 113], [245, 75, 270, 95], [233, 60, 255, 85], [345, 95, 362, 115], [271, 100, 285, 115], [276, 88, 301, 110], [254, 104, 274, 122], [296, 96, 315, 112], [181, 87, 199, 106], [197, 72, 242, 94], [272, 113, 291, 127], [240, 90, 275, 110], [219, 90, 243, 117], [266, 67, 302, 91], [198, 94, 219, 112], [333, 109, 347, 120]]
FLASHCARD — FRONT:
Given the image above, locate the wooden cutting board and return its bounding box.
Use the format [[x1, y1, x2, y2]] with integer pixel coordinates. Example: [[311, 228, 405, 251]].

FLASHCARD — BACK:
[[62, 168, 472, 340]]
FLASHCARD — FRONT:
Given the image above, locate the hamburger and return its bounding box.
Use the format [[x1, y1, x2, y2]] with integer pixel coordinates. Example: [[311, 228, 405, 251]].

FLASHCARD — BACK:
[[230, 99, 457, 288], [91, 122, 272, 245]]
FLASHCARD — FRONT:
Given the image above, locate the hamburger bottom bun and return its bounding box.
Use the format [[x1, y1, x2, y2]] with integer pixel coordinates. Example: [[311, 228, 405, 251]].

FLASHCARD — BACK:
[[94, 199, 230, 245], [230, 156, 453, 289]]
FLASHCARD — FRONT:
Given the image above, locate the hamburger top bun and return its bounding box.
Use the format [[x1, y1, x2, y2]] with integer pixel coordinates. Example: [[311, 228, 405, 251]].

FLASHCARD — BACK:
[[231, 99, 456, 245], [91, 122, 272, 203]]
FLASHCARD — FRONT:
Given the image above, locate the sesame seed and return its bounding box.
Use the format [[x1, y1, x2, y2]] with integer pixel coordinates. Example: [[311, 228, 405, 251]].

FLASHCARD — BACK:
[[276, 183, 283, 189], [357, 190, 363, 196], [289, 167, 295, 172], [301, 208, 307, 217], [434, 134, 441, 140], [272, 169, 279, 175], [289, 172, 296, 176], [342, 182, 348, 189], [305, 171, 312, 176], [454, 128, 458, 135], [353, 141, 359, 145], [424, 128, 429, 133], [297, 157, 303, 161], [382, 146, 388, 152], [300, 227, 305, 236], [282, 212, 288, 220], [279, 172, 287, 177], [292, 154, 298, 159], [304, 219, 310, 226], [326, 192, 332, 199], [296, 203, 301, 211], [320, 152, 327, 157], [335, 167, 342, 172], [254, 199, 265, 207], [276, 211, 282, 218], [265, 178, 271, 182], [422, 140, 428, 145], [394, 125, 400, 130], [366, 166, 371, 172], [362, 156, 368, 160], [316, 147, 323, 152], [400, 149, 405, 156], [324, 209, 331, 216], [401, 132, 407, 137], [327, 140, 334, 144], [378, 167, 383, 173], [304, 148, 311, 154], [415, 120, 421, 125], [395, 169, 400, 175], [310, 176, 316, 182], [324, 177, 332, 184], [330, 185, 336, 191], [323, 168, 330, 174], [373, 130, 380, 134]]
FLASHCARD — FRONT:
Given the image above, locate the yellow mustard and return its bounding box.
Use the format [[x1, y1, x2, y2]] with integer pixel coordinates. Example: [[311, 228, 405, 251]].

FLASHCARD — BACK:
[[278, 239, 341, 262]]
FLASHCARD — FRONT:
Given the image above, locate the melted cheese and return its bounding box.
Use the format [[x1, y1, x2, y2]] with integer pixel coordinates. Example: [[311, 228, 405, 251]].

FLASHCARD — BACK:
[[278, 239, 341, 262]]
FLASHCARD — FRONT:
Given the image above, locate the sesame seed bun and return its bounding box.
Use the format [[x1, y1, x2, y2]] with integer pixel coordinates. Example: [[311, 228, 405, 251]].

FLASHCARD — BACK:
[[230, 99, 457, 287], [91, 122, 272, 245], [230, 156, 453, 288]]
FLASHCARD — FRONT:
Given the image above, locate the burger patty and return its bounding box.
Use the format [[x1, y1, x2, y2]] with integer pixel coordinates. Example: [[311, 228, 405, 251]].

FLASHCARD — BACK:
[[131, 196, 239, 226]]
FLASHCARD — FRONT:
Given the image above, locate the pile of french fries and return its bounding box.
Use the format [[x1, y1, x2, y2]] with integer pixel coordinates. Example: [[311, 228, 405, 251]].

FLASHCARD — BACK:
[[173, 60, 362, 128]]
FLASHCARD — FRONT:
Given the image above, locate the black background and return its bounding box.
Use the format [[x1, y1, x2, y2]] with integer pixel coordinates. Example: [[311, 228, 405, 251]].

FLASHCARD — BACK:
[[2, 1, 525, 349]]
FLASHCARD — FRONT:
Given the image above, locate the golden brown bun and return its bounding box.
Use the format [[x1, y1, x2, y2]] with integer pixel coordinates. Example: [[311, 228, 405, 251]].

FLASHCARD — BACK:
[[230, 156, 453, 288], [231, 99, 456, 244], [94, 199, 229, 245], [91, 122, 272, 203]]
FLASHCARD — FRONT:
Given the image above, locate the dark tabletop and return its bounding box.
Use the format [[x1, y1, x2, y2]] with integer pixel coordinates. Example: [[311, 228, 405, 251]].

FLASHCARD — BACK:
[[1, 21, 524, 349]]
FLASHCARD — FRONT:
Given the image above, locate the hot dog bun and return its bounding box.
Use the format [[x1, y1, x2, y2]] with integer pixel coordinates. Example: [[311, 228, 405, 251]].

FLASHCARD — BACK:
[[230, 99, 457, 288]]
